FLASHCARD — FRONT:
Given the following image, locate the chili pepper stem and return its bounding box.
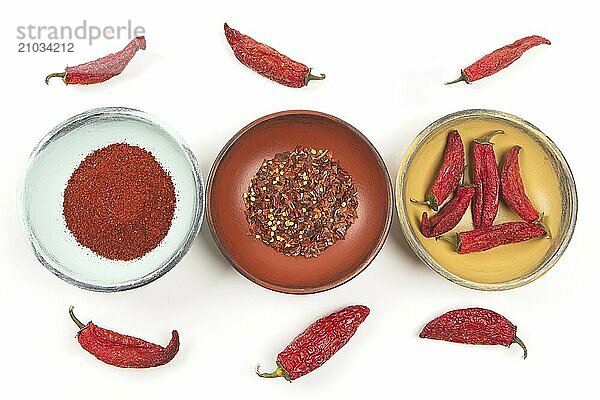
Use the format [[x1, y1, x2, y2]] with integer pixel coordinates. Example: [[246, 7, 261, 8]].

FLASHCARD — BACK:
[[534, 213, 551, 239], [304, 69, 326, 85], [45, 71, 67, 85], [475, 130, 505, 144], [511, 335, 528, 359], [436, 233, 460, 251], [256, 362, 291, 381], [410, 193, 439, 211], [445, 70, 470, 85], [410, 198, 431, 207], [68, 306, 87, 330]]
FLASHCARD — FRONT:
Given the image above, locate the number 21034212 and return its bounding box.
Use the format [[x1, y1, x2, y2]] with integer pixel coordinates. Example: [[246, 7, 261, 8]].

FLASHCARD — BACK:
[[18, 42, 74, 53]]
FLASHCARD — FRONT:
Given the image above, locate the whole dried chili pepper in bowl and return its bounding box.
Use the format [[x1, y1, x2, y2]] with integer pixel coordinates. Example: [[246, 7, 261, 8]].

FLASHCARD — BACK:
[[472, 130, 503, 229], [420, 307, 527, 358], [45, 36, 146, 85], [420, 184, 475, 238], [446, 35, 550, 84], [68, 306, 179, 368], [224, 23, 325, 88], [438, 221, 548, 254], [256, 305, 369, 381], [501, 145, 540, 222], [410, 130, 464, 211]]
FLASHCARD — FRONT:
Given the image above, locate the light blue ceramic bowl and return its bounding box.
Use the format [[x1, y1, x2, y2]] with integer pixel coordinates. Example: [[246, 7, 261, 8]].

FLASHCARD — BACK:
[[19, 107, 204, 292]]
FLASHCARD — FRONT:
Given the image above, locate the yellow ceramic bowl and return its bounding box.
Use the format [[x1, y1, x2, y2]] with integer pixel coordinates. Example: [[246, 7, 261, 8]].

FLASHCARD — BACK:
[[396, 109, 577, 290]]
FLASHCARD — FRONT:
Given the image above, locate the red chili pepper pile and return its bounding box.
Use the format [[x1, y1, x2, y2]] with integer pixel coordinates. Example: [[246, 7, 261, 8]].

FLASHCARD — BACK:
[[46, 36, 146, 85], [412, 129, 548, 253], [69, 307, 179, 368], [243, 146, 358, 258]]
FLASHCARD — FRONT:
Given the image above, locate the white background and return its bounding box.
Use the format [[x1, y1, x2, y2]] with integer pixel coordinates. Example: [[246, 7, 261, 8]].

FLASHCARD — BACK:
[[1, 1, 597, 398]]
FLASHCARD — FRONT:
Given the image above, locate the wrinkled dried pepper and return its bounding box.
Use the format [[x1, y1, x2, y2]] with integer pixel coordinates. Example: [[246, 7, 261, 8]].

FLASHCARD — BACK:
[[256, 305, 369, 381], [447, 35, 551, 84], [421, 185, 475, 237], [438, 221, 547, 253], [420, 307, 527, 358], [69, 306, 179, 368], [46, 37, 146, 85], [411, 130, 465, 211], [472, 130, 503, 228], [501, 145, 540, 222], [224, 23, 325, 88]]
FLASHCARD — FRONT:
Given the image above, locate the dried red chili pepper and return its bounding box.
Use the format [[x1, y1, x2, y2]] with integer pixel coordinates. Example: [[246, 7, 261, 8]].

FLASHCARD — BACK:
[[421, 185, 475, 238], [224, 23, 325, 88], [256, 305, 369, 381], [69, 306, 179, 368], [420, 307, 527, 358], [45, 36, 146, 85], [471, 130, 503, 228], [500, 145, 540, 222], [411, 130, 464, 211], [446, 35, 550, 84], [438, 221, 547, 254]]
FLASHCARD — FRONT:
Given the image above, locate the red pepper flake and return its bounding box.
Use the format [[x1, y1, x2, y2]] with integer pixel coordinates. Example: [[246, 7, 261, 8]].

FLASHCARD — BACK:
[[438, 221, 547, 254], [420, 307, 527, 358], [243, 146, 358, 258], [46, 36, 146, 85], [63, 143, 176, 261], [257, 305, 369, 381], [69, 306, 179, 368], [224, 23, 325, 88], [500, 145, 540, 222], [447, 35, 551, 84]]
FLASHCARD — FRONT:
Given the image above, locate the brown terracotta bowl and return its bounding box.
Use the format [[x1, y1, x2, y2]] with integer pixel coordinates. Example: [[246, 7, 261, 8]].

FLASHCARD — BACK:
[[207, 110, 392, 294]]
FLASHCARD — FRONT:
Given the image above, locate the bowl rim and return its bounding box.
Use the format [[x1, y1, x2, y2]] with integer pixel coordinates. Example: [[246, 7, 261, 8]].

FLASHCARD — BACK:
[[18, 106, 205, 292], [206, 110, 393, 294], [396, 108, 578, 291]]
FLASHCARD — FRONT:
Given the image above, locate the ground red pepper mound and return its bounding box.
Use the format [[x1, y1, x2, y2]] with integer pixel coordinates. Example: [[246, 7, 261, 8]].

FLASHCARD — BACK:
[[63, 143, 176, 261], [243, 146, 358, 258]]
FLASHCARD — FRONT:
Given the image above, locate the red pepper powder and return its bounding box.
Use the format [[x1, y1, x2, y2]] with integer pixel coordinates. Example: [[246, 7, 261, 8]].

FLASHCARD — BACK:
[[63, 143, 176, 261]]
